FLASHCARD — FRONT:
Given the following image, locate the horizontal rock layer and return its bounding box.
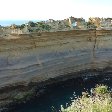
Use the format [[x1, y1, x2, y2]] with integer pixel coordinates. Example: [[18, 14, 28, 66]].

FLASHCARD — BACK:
[[0, 30, 112, 108]]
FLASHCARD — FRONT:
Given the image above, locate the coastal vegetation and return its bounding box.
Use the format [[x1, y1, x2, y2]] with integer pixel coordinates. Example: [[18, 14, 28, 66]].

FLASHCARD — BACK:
[[13, 91, 34, 103], [61, 85, 112, 112]]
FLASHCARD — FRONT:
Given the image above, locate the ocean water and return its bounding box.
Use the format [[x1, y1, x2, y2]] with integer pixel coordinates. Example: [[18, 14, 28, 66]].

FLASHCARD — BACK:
[[0, 20, 43, 26], [11, 74, 112, 112]]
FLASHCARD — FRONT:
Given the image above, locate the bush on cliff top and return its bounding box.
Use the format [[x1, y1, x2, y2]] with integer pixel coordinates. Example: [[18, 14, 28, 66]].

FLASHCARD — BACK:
[[94, 85, 108, 95], [61, 85, 112, 112]]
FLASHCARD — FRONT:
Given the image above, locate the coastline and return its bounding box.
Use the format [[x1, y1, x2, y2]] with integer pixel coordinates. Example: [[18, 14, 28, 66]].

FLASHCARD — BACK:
[[0, 30, 112, 110]]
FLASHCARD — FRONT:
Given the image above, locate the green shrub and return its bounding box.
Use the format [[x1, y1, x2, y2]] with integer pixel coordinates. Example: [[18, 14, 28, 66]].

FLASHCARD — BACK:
[[61, 85, 112, 112], [94, 85, 108, 95]]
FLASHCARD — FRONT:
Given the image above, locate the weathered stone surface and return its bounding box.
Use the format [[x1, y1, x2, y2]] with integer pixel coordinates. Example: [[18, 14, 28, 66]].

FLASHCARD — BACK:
[[0, 30, 112, 108]]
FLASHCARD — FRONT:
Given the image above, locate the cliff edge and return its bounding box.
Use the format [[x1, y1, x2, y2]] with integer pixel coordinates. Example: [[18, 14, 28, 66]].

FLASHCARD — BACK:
[[0, 30, 112, 109]]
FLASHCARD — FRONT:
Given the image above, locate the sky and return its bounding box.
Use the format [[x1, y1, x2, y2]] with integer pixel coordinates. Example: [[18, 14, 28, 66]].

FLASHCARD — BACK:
[[0, 0, 112, 25]]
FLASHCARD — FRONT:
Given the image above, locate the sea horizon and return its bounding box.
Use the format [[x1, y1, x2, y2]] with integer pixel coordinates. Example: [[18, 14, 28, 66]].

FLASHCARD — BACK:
[[0, 20, 44, 26]]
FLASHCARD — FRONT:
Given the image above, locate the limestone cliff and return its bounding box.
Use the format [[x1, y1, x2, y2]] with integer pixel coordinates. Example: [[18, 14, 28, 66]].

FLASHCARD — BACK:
[[0, 30, 112, 109]]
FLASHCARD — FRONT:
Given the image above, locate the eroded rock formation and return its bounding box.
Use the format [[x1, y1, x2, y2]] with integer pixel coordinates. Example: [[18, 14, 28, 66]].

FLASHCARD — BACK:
[[0, 30, 112, 109]]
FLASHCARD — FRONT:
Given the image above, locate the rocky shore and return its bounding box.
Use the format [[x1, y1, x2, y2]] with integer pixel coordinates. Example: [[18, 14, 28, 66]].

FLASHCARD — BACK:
[[0, 30, 112, 111]]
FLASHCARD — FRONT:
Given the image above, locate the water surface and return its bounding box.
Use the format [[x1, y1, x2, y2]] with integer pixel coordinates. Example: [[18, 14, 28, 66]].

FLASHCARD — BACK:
[[13, 74, 112, 112]]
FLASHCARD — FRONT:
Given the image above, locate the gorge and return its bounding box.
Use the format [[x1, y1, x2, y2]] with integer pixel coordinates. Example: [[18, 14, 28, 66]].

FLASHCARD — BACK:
[[0, 30, 112, 111]]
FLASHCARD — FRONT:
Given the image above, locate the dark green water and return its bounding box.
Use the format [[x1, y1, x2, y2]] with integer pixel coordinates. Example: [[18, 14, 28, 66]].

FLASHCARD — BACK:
[[12, 74, 112, 112]]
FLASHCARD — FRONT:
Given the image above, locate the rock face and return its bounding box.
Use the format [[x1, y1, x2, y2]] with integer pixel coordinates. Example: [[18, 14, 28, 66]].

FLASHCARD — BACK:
[[0, 30, 112, 108]]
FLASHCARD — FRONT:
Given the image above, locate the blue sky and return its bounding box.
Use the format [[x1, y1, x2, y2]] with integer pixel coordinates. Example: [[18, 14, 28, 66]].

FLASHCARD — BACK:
[[0, 0, 112, 21]]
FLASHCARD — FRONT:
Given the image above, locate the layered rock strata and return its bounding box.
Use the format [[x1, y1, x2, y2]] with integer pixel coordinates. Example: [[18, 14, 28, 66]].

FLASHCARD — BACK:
[[0, 30, 112, 109]]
